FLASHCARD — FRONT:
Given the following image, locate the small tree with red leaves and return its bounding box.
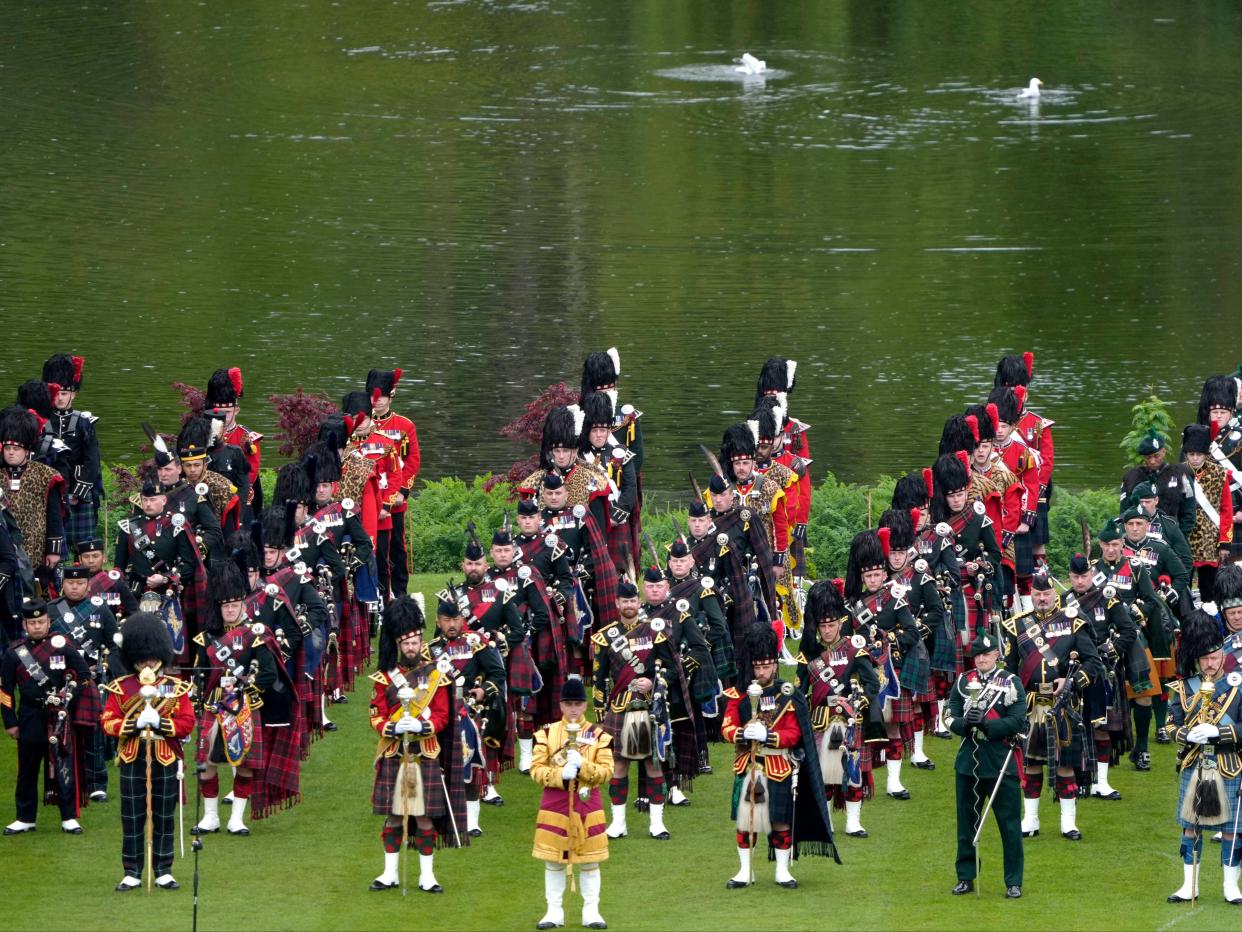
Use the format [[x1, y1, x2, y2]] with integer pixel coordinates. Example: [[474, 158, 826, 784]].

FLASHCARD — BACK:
[[268, 388, 339, 458], [486, 381, 581, 492], [170, 381, 205, 424]]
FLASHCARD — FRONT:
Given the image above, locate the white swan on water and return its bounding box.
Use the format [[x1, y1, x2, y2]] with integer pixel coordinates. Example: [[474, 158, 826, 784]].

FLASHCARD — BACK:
[[1018, 77, 1043, 99], [735, 52, 766, 75]]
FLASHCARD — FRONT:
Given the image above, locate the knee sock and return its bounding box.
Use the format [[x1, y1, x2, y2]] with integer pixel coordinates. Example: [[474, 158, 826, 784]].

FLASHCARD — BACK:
[[1024, 771, 1044, 800], [736, 831, 752, 849], [381, 823, 403, 853], [648, 776, 667, 805], [414, 829, 437, 855], [1181, 835, 1202, 865], [1054, 774, 1077, 800], [609, 776, 629, 806], [201, 775, 220, 799], [1132, 702, 1152, 753], [1153, 694, 1169, 731], [1095, 734, 1111, 760], [516, 717, 535, 740], [886, 738, 904, 761], [232, 773, 253, 799], [768, 828, 792, 850], [843, 785, 864, 803]]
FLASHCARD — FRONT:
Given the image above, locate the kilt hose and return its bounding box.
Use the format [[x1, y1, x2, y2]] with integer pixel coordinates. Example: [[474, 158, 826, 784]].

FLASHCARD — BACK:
[[120, 757, 179, 878]]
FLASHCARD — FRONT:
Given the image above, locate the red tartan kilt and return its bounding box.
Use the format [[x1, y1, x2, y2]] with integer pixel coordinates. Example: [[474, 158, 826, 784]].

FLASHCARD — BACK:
[[72, 680, 102, 728], [599, 707, 624, 740], [506, 641, 539, 696], [887, 693, 915, 724], [372, 753, 447, 816], [197, 706, 266, 771], [929, 672, 954, 701]]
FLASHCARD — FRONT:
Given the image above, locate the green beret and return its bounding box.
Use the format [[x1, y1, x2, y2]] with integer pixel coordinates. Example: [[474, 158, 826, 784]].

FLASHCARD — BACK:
[[1136, 430, 1165, 456], [970, 630, 1000, 655], [1121, 506, 1148, 524], [1098, 518, 1124, 542], [1129, 481, 1159, 503]]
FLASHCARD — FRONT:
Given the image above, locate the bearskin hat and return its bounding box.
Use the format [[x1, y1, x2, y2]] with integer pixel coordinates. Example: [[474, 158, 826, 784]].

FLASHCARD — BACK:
[[317, 413, 350, 451], [965, 403, 998, 444], [42, 353, 84, 391], [733, 620, 779, 690], [799, 578, 848, 659], [879, 507, 915, 551], [844, 529, 886, 600], [260, 505, 294, 552], [986, 387, 1020, 426], [16, 380, 54, 419], [204, 560, 250, 637], [341, 390, 372, 419], [580, 391, 615, 436], [720, 422, 758, 482], [302, 440, 340, 485], [0, 405, 39, 451], [377, 594, 426, 671], [1198, 375, 1238, 425], [540, 406, 580, 470], [228, 528, 262, 574], [1214, 562, 1242, 610], [754, 357, 796, 407], [1182, 424, 1211, 455], [938, 414, 976, 458], [891, 470, 929, 511], [580, 348, 621, 398], [273, 461, 314, 506], [365, 368, 403, 398], [1178, 608, 1225, 679], [176, 415, 214, 460], [205, 367, 243, 407], [118, 611, 175, 672], [751, 395, 787, 443], [930, 453, 971, 523], [994, 352, 1033, 389]]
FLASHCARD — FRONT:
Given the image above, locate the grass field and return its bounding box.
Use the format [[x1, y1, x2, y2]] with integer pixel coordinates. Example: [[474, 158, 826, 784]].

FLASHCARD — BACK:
[[0, 574, 1234, 930]]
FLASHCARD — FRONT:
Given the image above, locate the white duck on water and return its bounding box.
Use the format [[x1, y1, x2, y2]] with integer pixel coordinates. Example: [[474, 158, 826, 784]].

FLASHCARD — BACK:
[[1018, 77, 1043, 99], [735, 52, 766, 75]]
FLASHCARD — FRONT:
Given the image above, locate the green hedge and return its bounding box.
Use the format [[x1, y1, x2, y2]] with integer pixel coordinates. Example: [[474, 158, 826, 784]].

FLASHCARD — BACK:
[[95, 466, 1120, 579]]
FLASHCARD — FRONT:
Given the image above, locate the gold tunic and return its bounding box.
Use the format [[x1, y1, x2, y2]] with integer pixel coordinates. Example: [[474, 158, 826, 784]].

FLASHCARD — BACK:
[[530, 720, 613, 864]]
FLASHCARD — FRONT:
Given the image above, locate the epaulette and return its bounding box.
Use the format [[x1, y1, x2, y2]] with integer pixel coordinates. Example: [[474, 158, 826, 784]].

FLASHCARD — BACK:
[[117, 518, 132, 535], [654, 632, 667, 644], [169, 679, 193, 698], [919, 573, 937, 586], [1071, 618, 1087, 633], [369, 670, 388, 685], [102, 678, 127, 696], [591, 630, 609, 648], [192, 632, 206, 647], [855, 648, 870, 661], [794, 651, 806, 664], [1000, 616, 1018, 636], [722, 686, 741, 700]]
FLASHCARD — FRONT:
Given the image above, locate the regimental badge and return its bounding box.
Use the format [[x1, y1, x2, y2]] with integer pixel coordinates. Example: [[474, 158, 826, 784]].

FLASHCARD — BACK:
[[91, 596, 104, 607], [195, 482, 209, 497], [701, 576, 715, 590], [518, 566, 532, 581], [741, 509, 752, 522], [171, 513, 186, 528], [436, 656, 454, 675], [109, 569, 121, 580], [675, 599, 690, 615], [716, 533, 729, 546], [973, 501, 986, 516], [341, 497, 355, 511], [650, 618, 666, 633], [265, 584, 279, 596], [1064, 606, 1078, 619], [1228, 672, 1242, 688], [251, 623, 266, 635], [51, 634, 67, 650], [850, 634, 866, 649], [62, 612, 75, 624], [780, 682, 793, 696], [494, 578, 509, 593], [544, 533, 559, 548]]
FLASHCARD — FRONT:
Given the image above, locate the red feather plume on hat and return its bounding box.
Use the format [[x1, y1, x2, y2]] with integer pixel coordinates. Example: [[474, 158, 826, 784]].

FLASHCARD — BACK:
[[72, 356, 85, 383], [392, 367, 403, 388], [342, 414, 356, 436], [910, 507, 921, 529], [922, 467, 934, 499], [228, 367, 243, 396], [1013, 385, 1028, 412], [985, 402, 1000, 433], [832, 578, 845, 598], [965, 414, 979, 443], [877, 526, 891, 557], [27, 408, 47, 432], [47, 382, 62, 397], [1023, 351, 1034, 378], [955, 450, 970, 472], [371, 387, 381, 406], [1211, 420, 1222, 442]]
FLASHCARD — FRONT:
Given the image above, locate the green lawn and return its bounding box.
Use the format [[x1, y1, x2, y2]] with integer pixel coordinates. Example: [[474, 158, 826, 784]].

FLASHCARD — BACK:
[[0, 574, 1231, 929]]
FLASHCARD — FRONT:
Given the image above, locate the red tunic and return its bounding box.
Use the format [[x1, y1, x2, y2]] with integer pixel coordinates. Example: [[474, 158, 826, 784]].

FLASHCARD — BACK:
[[101, 674, 196, 767], [349, 431, 401, 532], [721, 686, 802, 781], [221, 423, 263, 491], [996, 436, 1040, 520], [1017, 409, 1055, 493], [371, 412, 420, 515]]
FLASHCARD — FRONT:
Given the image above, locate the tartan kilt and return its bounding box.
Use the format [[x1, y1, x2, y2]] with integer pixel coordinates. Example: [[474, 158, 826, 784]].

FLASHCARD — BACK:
[[896, 644, 930, 696], [372, 753, 447, 817], [532, 626, 566, 729], [506, 640, 539, 697], [885, 692, 916, 745], [1031, 497, 1052, 546], [933, 592, 967, 673], [254, 721, 303, 819], [731, 771, 794, 825], [1013, 531, 1035, 577], [1176, 764, 1242, 830], [64, 498, 99, 549], [178, 569, 208, 666], [197, 705, 267, 771], [339, 598, 367, 691]]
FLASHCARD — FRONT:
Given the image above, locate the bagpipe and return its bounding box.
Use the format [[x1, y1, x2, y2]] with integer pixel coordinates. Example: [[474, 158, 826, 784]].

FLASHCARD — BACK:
[[45, 676, 80, 804], [211, 658, 260, 767]]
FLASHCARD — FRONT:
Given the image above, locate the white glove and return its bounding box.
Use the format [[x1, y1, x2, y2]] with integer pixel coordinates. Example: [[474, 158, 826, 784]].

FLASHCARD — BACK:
[[1186, 724, 1220, 744], [565, 749, 583, 769], [742, 722, 768, 742], [136, 706, 161, 729], [561, 761, 580, 782], [394, 716, 421, 735]]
